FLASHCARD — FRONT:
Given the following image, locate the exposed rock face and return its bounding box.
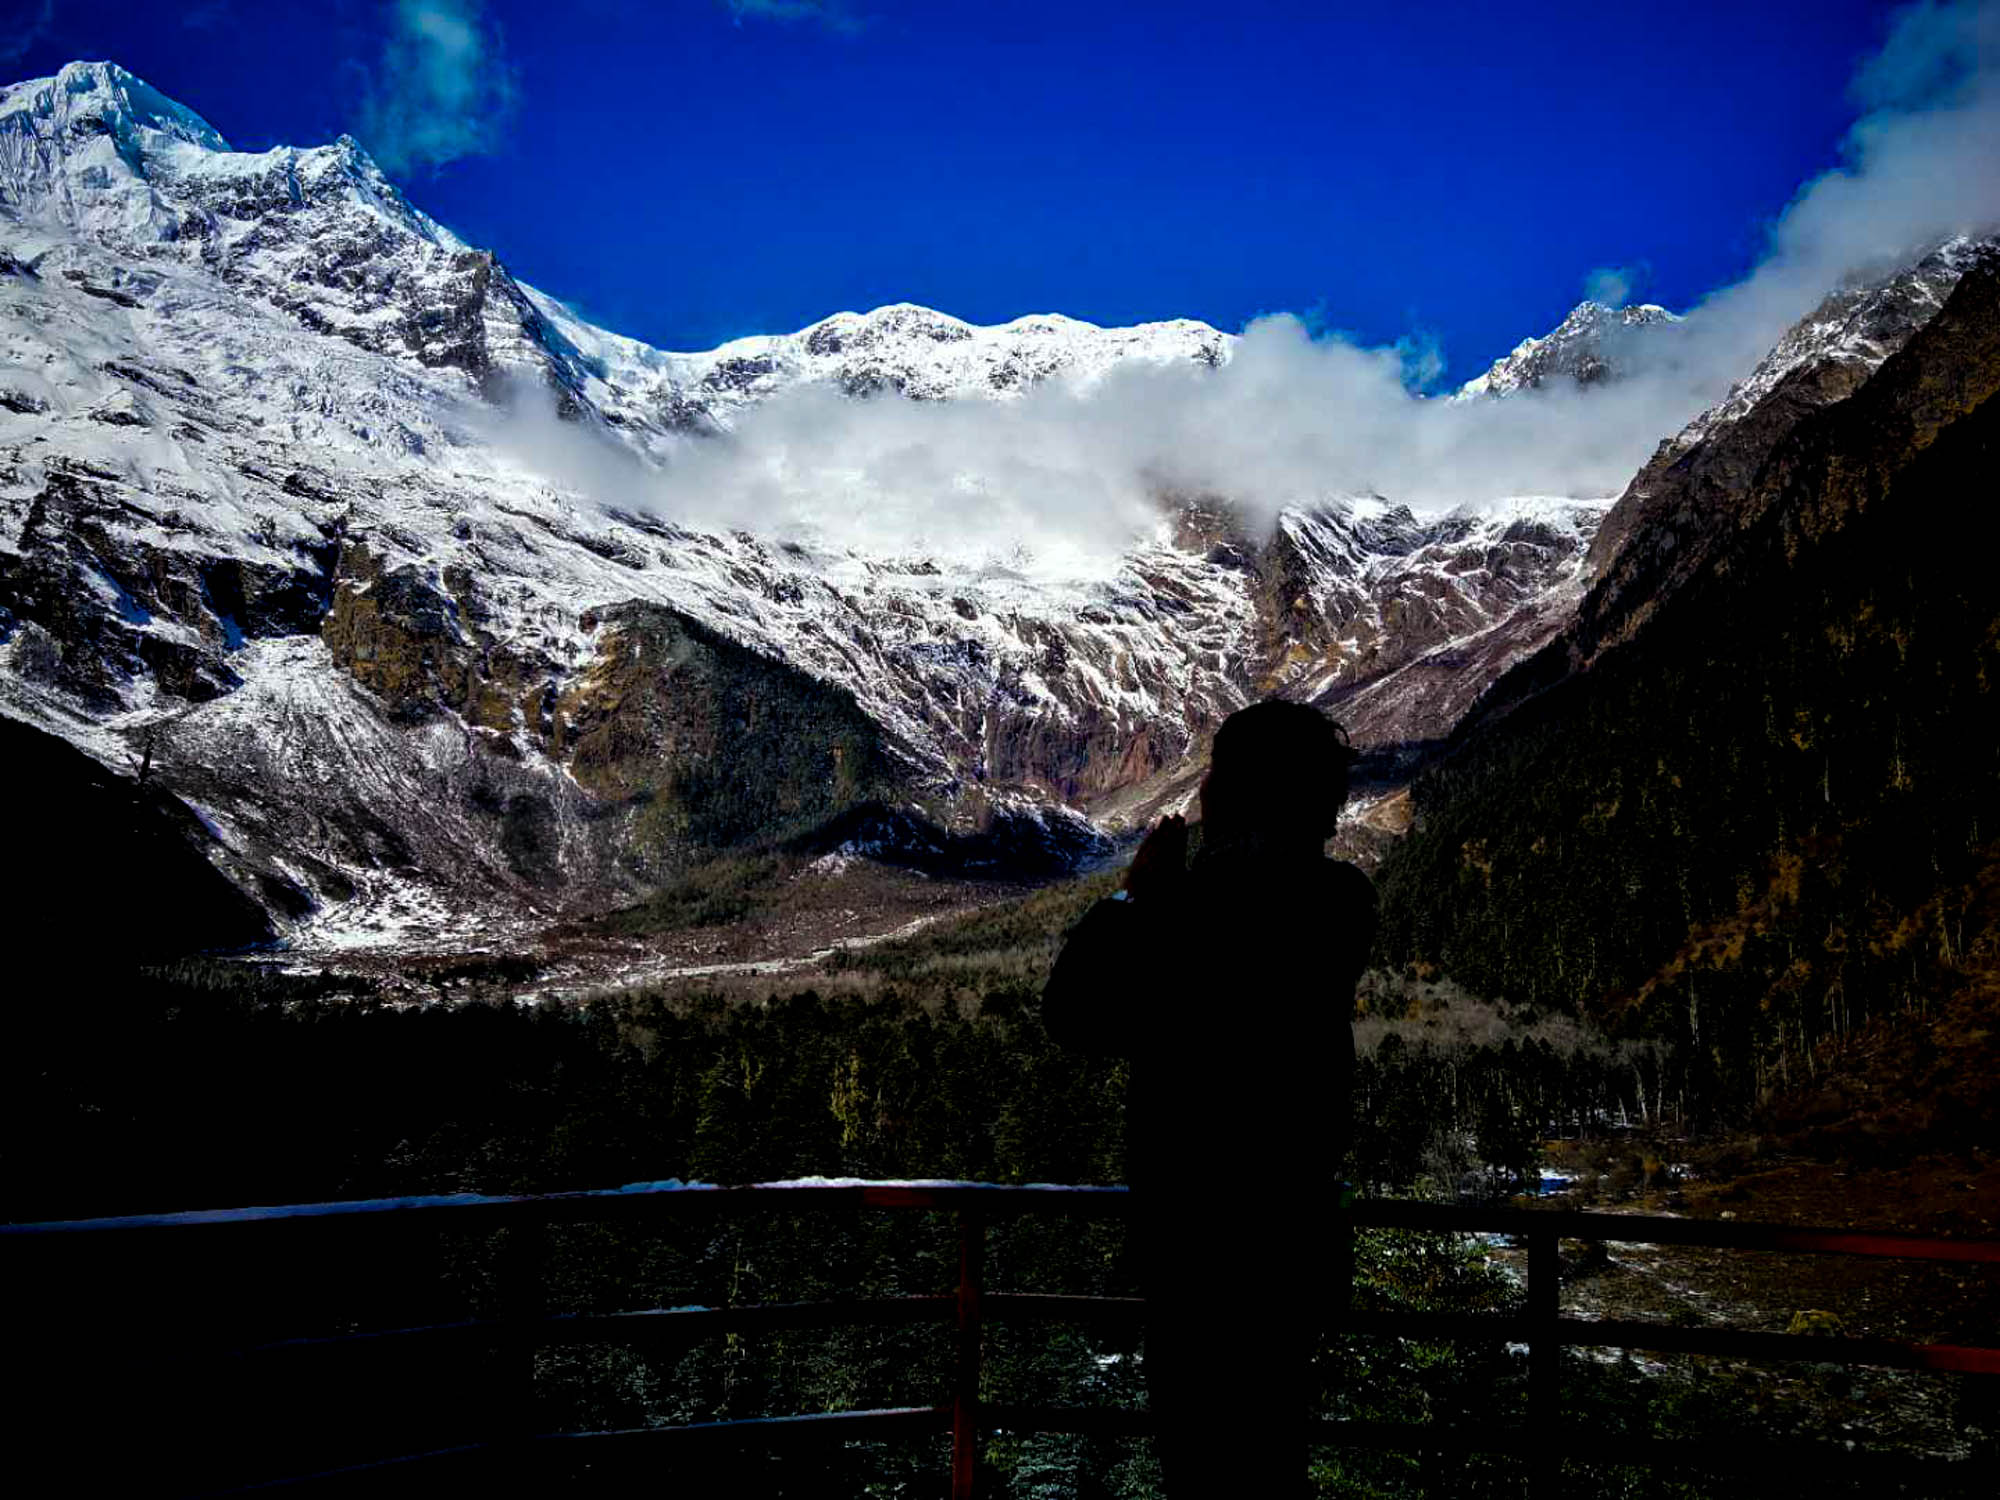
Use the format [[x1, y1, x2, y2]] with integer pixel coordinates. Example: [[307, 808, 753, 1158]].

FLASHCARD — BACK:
[[319, 543, 478, 725], [1254, 500, 1605, 732], [0, 463, 252, 710], [552, 602, 887, 867]]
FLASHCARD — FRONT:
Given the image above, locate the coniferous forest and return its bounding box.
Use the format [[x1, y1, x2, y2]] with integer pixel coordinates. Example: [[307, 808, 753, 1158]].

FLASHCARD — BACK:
[[7, 854, 1993, 1495]]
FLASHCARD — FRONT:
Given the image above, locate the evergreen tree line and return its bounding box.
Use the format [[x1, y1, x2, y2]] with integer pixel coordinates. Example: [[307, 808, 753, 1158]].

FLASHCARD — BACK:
[[1352, 979, 1684, 1191]]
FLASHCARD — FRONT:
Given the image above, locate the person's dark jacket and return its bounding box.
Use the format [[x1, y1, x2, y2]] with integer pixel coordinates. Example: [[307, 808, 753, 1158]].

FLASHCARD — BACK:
[[1042, 835, 1375, 1203]]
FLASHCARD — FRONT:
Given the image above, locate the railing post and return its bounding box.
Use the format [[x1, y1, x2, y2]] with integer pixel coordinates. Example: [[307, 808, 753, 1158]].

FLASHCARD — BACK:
[[951, 1211, 986, 1500], [1528, 1228, 1560, 1495]]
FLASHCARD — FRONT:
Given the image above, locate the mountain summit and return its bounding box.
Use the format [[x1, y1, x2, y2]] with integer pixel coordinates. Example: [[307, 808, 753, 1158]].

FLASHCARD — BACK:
[[1456, 300, 1681, 398], [0, 59, 229, 152]]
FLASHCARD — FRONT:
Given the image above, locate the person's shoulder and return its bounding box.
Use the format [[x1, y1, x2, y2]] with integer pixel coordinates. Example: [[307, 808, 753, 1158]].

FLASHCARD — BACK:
[[1319, 860, 1377, 978]]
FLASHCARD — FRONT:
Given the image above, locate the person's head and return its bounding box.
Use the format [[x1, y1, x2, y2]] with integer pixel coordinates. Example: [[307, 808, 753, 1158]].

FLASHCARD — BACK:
[[1198, 700, 1357, 847]]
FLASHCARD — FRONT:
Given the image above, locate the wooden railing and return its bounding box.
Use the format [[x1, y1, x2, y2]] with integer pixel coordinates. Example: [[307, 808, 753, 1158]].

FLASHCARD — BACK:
[[5, 1181, 1997, 1495]]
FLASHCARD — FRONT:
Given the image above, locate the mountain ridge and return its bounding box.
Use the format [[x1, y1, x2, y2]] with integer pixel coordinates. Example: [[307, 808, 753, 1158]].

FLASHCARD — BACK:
[[1, 62, 1233, 441], [0, 58, 1980, 962]]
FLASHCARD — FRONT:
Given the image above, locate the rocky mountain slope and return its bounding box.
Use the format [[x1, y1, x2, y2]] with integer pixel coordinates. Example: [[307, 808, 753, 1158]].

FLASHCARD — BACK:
[[1575, 238, 1990, 659], [0, 60, 1972, 961], [1454, 235, 1993, 745]]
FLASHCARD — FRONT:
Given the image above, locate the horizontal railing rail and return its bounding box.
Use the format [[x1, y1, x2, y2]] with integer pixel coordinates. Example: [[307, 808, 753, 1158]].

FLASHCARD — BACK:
[[0, 1179, 1136, 1236], [7, 1180, 1997, 1496]]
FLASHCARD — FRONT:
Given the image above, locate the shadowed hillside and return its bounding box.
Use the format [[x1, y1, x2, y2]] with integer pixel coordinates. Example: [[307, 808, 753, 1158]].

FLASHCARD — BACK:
[[0, 715, 272, 961], [1375, 253, 2000, 1134]]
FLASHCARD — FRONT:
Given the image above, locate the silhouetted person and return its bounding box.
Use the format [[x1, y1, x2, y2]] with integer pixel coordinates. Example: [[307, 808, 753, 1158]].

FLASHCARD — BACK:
[[1041, 700, 1375, 1497]]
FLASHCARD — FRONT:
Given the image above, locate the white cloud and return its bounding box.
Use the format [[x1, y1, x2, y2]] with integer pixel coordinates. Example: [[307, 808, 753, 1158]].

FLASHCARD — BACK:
[[1649, 0, 2000, 409], [357, 0, 517, 173], [1851, 0, 1985, 110]]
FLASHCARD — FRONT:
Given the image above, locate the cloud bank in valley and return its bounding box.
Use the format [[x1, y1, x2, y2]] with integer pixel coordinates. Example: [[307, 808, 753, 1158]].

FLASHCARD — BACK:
[[496, 1, 2000, 577]]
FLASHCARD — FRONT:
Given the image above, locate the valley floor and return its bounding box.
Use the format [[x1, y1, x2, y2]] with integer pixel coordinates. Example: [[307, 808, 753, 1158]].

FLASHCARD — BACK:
[[252, 855, 1031, 1004]]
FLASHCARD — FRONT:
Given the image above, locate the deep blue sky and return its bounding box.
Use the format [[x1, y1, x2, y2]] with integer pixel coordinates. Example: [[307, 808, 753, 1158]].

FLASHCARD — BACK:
[[5, 0, 1908, 378]]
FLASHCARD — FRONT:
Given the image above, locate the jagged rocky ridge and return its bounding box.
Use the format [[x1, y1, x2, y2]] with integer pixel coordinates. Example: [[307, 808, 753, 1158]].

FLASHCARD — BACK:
[[0, 63, 1228, 442], [0, 61, 1980, 956], [1456, 300, 1681, 398]]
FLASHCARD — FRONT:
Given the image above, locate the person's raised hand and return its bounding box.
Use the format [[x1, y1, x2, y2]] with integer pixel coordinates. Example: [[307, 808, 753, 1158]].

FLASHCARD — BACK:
[[1123, 813, 1188, 904]]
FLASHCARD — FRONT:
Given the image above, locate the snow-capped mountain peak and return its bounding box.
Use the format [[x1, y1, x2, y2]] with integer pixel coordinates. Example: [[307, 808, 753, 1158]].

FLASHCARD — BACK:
[[1, 59, 457, 258], [0, 60, 230, 152], [1456, 299, 1681, 398]]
